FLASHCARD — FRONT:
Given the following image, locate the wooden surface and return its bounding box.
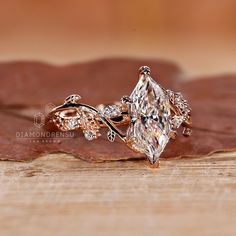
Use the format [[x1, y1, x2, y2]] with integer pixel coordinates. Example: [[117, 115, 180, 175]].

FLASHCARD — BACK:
[[0, 152, 235, 236]]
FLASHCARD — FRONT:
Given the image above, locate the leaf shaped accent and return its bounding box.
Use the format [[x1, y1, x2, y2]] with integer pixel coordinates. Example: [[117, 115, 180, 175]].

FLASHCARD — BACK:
[[107, 129, 116, 142]]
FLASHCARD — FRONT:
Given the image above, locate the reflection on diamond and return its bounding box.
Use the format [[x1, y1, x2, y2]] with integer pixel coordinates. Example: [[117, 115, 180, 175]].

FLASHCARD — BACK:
[[102, 105, 121, 118], [126, 73, 172, 164], [171, 115, 184, 129], [66, 118, 79, 130], [84, 130, 97, 141]]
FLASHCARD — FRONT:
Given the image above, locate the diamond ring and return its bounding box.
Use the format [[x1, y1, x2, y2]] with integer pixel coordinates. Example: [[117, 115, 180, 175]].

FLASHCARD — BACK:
[[45, 66, 192, 165]]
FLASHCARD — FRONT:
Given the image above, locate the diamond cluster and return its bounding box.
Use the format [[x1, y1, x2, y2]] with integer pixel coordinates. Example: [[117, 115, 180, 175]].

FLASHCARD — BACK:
[[100, 104, 122, 118], [166, 90, 191, 129]]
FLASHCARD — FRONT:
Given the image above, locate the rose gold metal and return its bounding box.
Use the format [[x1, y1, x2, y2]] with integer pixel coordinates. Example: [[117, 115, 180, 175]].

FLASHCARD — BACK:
[[45, 66, 192, 166]]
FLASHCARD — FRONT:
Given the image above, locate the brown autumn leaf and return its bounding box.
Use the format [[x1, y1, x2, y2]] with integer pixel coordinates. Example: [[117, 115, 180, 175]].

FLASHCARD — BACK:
[[0, 58, 180, 107], [0, 59, 235, 162]]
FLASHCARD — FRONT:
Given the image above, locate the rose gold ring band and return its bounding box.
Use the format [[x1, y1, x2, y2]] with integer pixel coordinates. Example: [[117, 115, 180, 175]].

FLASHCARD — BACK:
[[45, 66, 192, 165]]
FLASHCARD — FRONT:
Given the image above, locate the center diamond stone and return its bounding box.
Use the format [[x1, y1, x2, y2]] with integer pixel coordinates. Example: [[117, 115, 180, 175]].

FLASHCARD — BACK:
[[126, 73, 172, 164]]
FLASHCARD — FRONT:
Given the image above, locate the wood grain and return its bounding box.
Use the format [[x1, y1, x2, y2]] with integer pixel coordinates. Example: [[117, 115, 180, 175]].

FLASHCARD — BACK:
[[0, 152, 235, 236]]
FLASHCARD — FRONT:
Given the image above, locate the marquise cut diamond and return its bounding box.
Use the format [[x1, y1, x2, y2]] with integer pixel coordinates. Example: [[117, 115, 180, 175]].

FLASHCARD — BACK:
[[126, 73, 172, 164]]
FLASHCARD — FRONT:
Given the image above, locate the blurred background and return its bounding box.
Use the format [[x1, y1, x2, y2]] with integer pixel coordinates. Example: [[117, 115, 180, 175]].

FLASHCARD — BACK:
[[0, 0, 235, 77]]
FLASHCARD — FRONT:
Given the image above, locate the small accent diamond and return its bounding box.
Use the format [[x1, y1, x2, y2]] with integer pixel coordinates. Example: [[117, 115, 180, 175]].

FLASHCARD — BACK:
[[171, 115, 184, 129], [102, 105, 121, 118], [183, 127, 192, 137], [84, 130, 97, 141], [66, 118, 79, 130]]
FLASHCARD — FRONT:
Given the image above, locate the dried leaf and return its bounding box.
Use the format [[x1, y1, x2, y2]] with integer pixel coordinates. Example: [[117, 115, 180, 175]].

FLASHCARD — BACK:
[[0, 59, 180, 107], [0, 59, 235, 162]]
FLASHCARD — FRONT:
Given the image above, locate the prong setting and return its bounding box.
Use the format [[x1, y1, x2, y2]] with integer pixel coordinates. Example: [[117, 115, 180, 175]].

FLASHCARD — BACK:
[[121, 96, 133, 104], [139, 66, 151, 75]]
